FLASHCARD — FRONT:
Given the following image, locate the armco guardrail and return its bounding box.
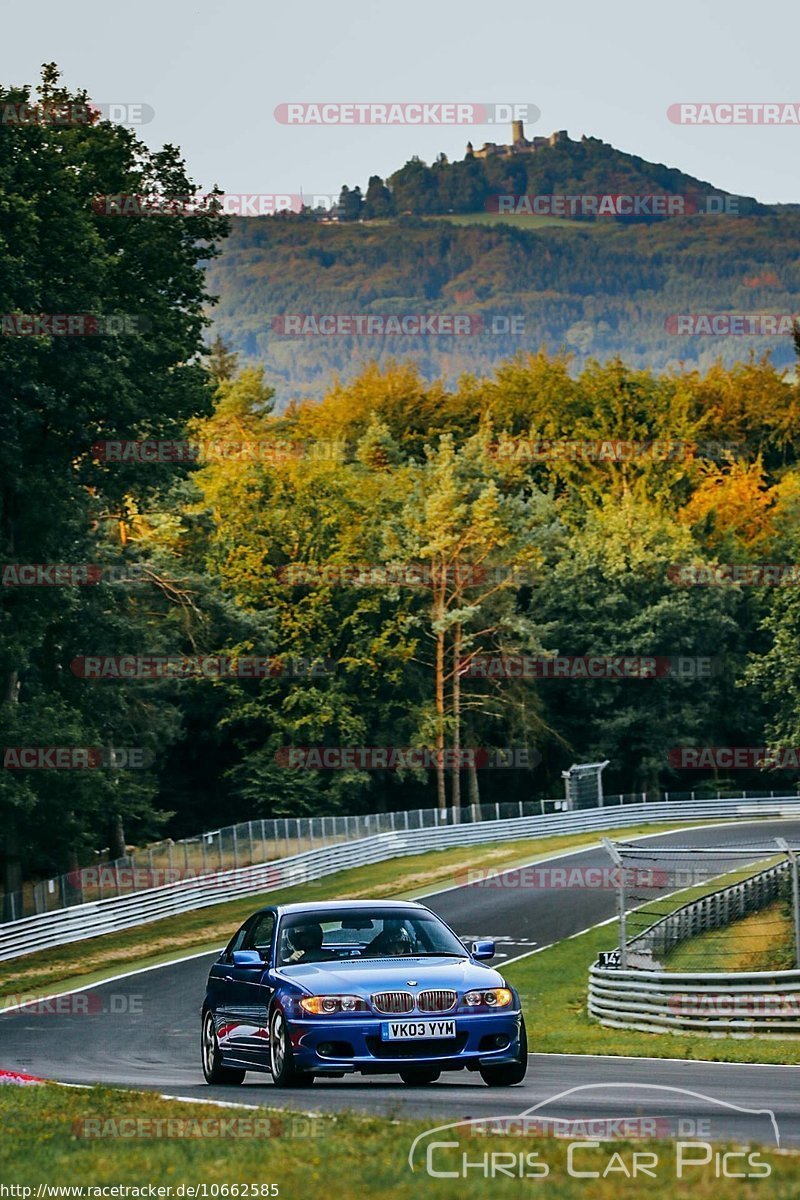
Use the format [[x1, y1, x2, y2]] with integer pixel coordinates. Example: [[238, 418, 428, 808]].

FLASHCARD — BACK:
[[3, 796, 800, 962], [589, 964, 800, 1035], [8, 787, 794, 921], [627, 860, 789, 965]]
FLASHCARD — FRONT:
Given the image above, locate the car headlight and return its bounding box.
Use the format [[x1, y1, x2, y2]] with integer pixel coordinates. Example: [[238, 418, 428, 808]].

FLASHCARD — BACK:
[[299, 994, 369, 1015], [484, 988, 513, 1007], [462, 988, 513, 1009]]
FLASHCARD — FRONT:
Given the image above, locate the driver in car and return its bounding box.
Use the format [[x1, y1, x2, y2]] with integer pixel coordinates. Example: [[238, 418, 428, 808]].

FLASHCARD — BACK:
[[285, 923, 329, 963]]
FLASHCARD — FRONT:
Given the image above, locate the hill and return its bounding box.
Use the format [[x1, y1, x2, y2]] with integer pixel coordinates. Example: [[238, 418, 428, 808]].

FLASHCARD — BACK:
[[204, 132, 799, 408]]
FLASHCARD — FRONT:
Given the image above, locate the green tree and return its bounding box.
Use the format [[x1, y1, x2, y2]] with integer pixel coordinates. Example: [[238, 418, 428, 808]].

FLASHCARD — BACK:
[[0, 64, 228, 900], [363, 175, 393, 219]]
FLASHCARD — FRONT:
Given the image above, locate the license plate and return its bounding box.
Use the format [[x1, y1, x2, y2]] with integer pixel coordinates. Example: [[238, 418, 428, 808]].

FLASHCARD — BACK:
[[383, 1019, 456, 1040]]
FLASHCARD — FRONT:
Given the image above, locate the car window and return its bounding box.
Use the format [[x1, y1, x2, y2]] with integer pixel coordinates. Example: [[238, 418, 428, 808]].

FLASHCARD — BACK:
[[245, 912, 275, 955], [225, 921, 250, 959]]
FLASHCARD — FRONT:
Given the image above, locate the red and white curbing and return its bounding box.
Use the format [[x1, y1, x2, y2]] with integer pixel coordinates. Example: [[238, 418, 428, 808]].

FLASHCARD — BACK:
[[0, 1068, 46, 1085]]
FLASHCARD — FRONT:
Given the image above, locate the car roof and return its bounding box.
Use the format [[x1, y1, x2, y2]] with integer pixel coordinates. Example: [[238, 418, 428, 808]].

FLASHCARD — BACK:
[[270, 899, 427, 917]]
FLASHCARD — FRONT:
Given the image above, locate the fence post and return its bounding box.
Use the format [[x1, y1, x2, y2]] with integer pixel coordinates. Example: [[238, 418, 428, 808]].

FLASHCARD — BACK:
[[777, 839, 800, 968], [603, 838, 627, 969]]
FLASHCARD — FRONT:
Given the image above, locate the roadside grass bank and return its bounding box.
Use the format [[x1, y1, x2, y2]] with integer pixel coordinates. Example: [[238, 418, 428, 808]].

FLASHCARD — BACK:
[[1, 1083, 798, 1197], [0, 820, 721, 1003]]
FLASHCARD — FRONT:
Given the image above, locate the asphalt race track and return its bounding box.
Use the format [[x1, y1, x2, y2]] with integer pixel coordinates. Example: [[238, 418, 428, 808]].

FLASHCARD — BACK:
[[2, 819, 800, 1146]]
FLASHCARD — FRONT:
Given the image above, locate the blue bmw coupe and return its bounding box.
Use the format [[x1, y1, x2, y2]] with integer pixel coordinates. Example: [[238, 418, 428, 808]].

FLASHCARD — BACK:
[[201, 899, 527, 1087]]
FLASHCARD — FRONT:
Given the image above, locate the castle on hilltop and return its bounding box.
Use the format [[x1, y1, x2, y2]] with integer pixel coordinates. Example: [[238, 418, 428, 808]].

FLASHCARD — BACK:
[[466, 121, 569, 160]]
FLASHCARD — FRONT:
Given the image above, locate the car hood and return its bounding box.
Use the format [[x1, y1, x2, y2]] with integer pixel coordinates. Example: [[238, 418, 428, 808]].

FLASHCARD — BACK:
[[272, 956, 505, 995]]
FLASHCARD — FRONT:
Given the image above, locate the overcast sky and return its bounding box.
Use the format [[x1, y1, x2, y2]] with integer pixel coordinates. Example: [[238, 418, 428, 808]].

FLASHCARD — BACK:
[[2, 0, 799, 204]]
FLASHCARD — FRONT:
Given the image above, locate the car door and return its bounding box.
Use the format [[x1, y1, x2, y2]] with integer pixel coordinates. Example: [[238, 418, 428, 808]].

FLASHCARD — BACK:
[[222, 910, 276, 1061], [206, 917, 254, 1053]]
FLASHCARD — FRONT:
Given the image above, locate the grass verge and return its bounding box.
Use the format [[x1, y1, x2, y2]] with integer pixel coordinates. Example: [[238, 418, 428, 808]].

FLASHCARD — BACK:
[[0, 820, 718, 1003], [0, 1082, 797, 1195], [665, 900, 795, 972]]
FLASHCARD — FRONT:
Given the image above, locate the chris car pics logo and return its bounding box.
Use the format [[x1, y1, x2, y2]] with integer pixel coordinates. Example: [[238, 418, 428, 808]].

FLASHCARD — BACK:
[[408, 1084, 779, 1180]]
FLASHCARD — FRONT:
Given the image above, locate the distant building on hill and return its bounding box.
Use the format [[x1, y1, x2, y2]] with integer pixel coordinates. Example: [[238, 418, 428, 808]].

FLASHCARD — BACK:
[[466, 122, 569, 160]]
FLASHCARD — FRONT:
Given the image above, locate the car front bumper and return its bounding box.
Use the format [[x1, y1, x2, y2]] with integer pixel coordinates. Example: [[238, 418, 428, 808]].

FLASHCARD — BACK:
[[285, 1009, 524, 1073]]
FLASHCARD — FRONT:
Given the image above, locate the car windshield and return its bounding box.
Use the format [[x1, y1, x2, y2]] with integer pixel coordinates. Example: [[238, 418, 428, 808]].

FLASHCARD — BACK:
[[275, 908, 467, 966]]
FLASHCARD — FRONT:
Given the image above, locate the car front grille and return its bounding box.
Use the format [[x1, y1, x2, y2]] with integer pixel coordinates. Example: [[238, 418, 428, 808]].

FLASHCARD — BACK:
[[417, 989, 457, 1013], [371, 990, 414, 1014]]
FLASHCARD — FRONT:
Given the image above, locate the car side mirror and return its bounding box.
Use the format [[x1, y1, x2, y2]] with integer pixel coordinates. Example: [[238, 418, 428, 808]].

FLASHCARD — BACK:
[[471, 939, 495, 960], [232, 950, 266, 969]]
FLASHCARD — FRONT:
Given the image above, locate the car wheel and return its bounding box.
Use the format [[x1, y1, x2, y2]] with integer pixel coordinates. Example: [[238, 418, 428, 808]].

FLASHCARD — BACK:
[[399, 1067, 441, 1085], [201, 1009, 246, 1085], [269, 1007, 314, 1088], [479, 1016, 528, 1087]]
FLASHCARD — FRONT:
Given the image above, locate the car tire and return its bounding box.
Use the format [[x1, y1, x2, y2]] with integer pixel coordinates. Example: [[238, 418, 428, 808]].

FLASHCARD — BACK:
[[479, 1016, 528, 1087], [399, 1068, 441, 1085], [201, 1009, 246, 1085], [269, 1007, 314, 1088]]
